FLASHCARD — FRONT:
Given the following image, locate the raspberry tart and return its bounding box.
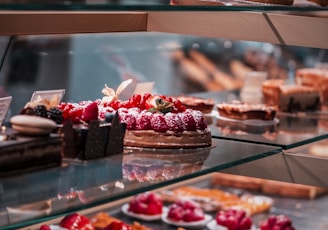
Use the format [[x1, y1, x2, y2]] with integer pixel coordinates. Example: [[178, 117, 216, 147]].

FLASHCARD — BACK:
[[207, 208, 252, 230], [162, 199, 212, 228], [260, 215, 295, 230], [122, 192, 164, 221], [58, 80, 212, 149]]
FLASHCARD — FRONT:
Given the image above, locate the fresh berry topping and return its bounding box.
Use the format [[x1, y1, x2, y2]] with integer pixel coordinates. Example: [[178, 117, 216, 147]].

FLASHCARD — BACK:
[[128, 94, 142, 108], [39, 225, 51, 230], [165, 112, 184, 133], [128, 192, 163, 215], [48, 107, 63, 124], [33, 105, 48, 118], [104, 221, 131, 230], [190, 110, 207, 130], [260, 215, 295, 230], [216, 209, 252, 230], [172, 99, 186, 113], [68, 107, 83, 124], [168, 199, 205, 222], [118, 109, 136, 130], [135, 111, 152, 130], [179, 111, 197, 131], [83, 102, 99, 123], [150, 113, 168, 132], [59, 213, 94, 230]]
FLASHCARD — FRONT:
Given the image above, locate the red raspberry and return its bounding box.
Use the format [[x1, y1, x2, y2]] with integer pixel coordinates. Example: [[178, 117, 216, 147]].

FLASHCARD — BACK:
[[82, 101, 99, 123], [104, 221, 131, 230], [39, 225, 51, 230], [68, 107, 83, 124], [172, 99, 186, 113], [165, 112, 184, 133], [135, 111, 152, 130], [190, 110, 207, 130], [118, 110, 136, 130], [179, 111, 196, 131], [150, 113, 168, 132], [59, 213, 94, 230], [140, 93, 152, 110], [129, 94, 142, 108]]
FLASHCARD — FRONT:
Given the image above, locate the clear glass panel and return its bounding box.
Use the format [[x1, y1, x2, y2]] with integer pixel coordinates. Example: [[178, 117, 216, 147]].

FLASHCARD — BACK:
[[0, 139, 280, 229]]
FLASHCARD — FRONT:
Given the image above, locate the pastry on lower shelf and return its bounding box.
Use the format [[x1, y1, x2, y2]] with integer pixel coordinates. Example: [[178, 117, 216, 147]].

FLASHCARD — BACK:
[[262, 79, 321, 112], [91, 212, 151, 230], [259, 215, 295, 230], [214, 209, 252, 230], [166, 199, 206, 223], [212, 173, 328, 199], [172, 95, 215, 114], [211, 173, 264, 191], [160, 186, 272, 215], [217, 100, 276, 121], [127, 192, 163, 217], [295, 68, 328, 104]]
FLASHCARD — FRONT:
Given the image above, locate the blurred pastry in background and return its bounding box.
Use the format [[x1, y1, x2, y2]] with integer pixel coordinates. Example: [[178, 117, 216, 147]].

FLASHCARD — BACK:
[[295, 68, 328, 105], [262, 79, 321, 112], [243, 49, 289, 80], [173, 95, 215, 113], [172, 50, 242, 92]]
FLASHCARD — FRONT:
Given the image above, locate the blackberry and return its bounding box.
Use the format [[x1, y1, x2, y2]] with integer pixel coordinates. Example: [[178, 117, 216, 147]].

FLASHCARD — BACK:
[[33, 105, 48, 118], [48, 107, 63, 124]]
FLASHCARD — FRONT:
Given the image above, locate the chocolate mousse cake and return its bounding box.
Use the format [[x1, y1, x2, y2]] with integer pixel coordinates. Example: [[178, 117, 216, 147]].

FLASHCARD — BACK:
[[296, 68, 328, 104], [262, 79, 321, 112], [217, 101, 276, 121]]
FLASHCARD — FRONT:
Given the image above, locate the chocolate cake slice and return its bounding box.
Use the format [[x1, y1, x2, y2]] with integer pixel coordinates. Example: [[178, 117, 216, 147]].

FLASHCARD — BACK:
[[0, 132, 62, 177]]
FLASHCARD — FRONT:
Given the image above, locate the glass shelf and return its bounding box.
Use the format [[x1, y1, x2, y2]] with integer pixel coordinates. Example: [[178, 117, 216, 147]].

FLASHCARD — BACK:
[[0, 138, 280, 229], [192, 91, 328, 149]]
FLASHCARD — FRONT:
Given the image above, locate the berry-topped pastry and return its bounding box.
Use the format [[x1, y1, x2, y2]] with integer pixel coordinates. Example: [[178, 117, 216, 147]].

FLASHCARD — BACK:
[[214, 209, 252, 230], [260, 215, 295, 230], [125, 192, 163, 219], [58, 80, 212, 149], [167, 199, 205, 223]]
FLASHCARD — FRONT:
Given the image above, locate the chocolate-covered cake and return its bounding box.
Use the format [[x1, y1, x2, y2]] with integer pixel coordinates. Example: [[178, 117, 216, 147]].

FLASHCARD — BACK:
[[0, 131, 62, 177], [61, 112, 126, 161]]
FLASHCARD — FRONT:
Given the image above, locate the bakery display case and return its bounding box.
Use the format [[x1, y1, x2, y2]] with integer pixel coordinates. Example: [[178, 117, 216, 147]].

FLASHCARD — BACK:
[[0, 1, 327, 229]]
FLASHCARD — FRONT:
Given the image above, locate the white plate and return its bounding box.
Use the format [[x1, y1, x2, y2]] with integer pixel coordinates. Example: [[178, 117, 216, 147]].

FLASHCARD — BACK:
[[207, 219, 258, 230], [121, 203, 166, 221], [162, 213, 212, 228]]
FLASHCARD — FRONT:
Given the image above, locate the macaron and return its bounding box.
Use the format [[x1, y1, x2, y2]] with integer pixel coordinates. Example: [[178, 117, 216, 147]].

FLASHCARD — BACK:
[[10, 115, 56, 135]]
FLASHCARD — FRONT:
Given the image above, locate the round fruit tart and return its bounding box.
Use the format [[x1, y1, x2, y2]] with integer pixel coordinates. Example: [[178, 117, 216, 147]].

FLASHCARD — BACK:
[[122, 192, 164, 221], [58, 92, 212, 149], [162, 199, 212, 227], [207, 208, 253, 230], [260, 215, 295, 230]]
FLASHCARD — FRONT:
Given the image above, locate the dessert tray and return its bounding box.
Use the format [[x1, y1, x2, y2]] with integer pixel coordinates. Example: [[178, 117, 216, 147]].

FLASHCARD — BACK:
[[206, 219, 258, 230], [161, 213, 212, 228], [121, 204, 168, 221]]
